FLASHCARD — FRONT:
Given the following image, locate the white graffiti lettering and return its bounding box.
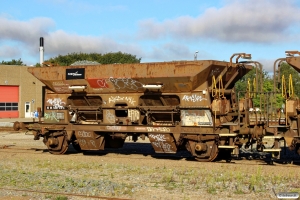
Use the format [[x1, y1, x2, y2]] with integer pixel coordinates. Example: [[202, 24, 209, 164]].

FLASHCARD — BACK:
[[78, 139, 87, 146], [46, 98, 66, 109], [182, 94, 207, 102], [78, 131, 92, 138], [90, 140, 96, 148], [152, 142, 173, 152], [149, 134, 174, 153], [147, 127, 170, 133], [106, 110, 115, 124], [106, 126, 121, 131], [128, 109, 140, 122], [149, 134, 166, 142], [108, 96, 136, 105], [109, 77, 143, 90]]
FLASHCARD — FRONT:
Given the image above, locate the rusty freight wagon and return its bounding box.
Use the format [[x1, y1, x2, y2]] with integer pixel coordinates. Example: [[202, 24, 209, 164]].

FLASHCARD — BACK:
[[20, 54, 300, 162], [278, 51, 300, 156]]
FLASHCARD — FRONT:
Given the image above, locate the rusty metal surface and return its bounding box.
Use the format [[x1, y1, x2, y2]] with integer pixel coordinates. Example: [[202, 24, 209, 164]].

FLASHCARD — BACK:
[[28, 60, 252, 94], [22, 54, 300, 161], [286, 56, 300, 73]]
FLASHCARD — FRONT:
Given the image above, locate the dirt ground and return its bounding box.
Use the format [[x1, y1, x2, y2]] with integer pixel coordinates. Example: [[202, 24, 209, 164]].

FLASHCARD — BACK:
[[0, 130, 299, 200]]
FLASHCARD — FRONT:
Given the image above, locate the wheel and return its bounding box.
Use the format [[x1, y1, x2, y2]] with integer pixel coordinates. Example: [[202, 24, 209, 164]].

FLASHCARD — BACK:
[[13, 121, 20, 131], [44, 131, 69, 155], [194, 141, 218, 162]]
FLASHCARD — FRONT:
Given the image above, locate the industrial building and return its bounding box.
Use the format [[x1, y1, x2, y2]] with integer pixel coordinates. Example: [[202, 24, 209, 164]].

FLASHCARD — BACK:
[[0, 65, 44, 118]]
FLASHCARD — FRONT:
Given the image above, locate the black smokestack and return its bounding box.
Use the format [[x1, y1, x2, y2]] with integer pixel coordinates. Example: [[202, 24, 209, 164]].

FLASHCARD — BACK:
[[39, 37, 44, 65], [40, 37, 44, 47]]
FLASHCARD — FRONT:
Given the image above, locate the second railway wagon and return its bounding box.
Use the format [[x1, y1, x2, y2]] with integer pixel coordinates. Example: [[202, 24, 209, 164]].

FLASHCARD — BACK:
[[22, 56, 300, 162]]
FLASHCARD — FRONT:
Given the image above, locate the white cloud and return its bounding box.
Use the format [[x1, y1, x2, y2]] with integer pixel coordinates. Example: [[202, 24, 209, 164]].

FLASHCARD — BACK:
[[145, 43, 213, 62], [0, 45, 21, 58], [137, 0, 300, 43], [44, 30, 143, 58], [0, 16, 144, 63], [0, 17, 55, 43]]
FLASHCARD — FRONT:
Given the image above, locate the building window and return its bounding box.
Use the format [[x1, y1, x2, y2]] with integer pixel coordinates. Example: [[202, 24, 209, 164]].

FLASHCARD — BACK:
[[0, 102, 18, 111]]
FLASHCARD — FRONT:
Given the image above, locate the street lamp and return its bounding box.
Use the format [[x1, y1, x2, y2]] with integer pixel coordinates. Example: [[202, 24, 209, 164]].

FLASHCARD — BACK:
[[194, 51, 199, 61]]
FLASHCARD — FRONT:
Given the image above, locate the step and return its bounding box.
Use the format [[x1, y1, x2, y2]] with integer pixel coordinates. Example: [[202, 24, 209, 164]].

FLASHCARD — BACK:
[[263, 136, 282, 139], [221, 123, 239, 126], [263, 149, 281, 152], [218, 145, 237, 149], [219, 133, 237, 137], [268, 125, 289, 128]]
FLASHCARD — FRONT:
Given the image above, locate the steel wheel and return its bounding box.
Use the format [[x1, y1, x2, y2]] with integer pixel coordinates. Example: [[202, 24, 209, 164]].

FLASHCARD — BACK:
[[44, 131, 69, 155], [194, 141, 218, 162]]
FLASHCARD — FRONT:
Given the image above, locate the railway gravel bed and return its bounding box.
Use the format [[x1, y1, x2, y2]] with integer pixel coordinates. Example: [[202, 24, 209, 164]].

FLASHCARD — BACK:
[[0, 131, 300, 200]]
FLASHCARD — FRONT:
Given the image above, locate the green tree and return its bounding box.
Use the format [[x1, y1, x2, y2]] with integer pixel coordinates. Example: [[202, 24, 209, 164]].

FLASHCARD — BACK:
[[235, 67, 268, 97], [278, 62, 300, 98], [44, 52, 141, 66], [234, 66, 284, 109], [1, 58, 25, 65]]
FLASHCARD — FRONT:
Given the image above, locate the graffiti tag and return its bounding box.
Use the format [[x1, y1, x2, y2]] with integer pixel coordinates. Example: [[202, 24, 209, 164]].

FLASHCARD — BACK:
[[108, 96, 136, 105], [109, 77, 143, 90], [106, 126, 121, 131], [44, 112, 59, 122], [147, 127, 170, 132], [46, 98, 66, 109], [78, 131, 92, 138], [182, 94, 207, 102], [106, 110, 115, 124]]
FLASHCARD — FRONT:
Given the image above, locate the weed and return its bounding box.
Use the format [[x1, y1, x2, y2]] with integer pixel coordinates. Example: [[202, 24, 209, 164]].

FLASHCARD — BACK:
[[207, 186, 217, 194], [55, 196, 68, 200], [234, 185, 245, 194], [45, 194, 52, 199]]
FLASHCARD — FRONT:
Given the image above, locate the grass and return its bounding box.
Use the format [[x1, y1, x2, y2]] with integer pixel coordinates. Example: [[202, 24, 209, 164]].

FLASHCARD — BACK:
[[0, 157, 299, 199], [55, 196, 68, 200]]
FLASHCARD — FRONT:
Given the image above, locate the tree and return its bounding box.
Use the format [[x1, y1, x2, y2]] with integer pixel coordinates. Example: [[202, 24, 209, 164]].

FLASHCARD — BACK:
[[235, 67, 269, 97], [42, 52, 141, 66], [234, 66, 284, 109], [1, 58, 25, 66], [278, 62, 300, 98]]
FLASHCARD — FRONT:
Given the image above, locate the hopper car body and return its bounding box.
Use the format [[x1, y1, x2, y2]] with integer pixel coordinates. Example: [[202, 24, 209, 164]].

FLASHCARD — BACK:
[[19, 55, 300, 162]]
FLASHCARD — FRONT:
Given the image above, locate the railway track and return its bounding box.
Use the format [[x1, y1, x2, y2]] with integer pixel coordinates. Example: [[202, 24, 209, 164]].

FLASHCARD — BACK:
[[0, 142, 299, 168], [0, 131, 299, 200], [0, 188, 131, 200], [1, 128, 300, 166]]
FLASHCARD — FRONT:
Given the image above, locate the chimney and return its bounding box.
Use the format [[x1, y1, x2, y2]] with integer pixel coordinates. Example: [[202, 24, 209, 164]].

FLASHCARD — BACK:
[[39, 37, 44, 66]]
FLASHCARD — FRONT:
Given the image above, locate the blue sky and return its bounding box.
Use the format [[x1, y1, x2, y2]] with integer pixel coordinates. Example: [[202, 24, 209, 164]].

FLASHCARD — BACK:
[[1, 0, 300, 71]]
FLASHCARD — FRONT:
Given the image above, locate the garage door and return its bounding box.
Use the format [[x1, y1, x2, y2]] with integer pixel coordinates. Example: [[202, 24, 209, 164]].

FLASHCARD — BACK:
[[0, 86, 19, 118]]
